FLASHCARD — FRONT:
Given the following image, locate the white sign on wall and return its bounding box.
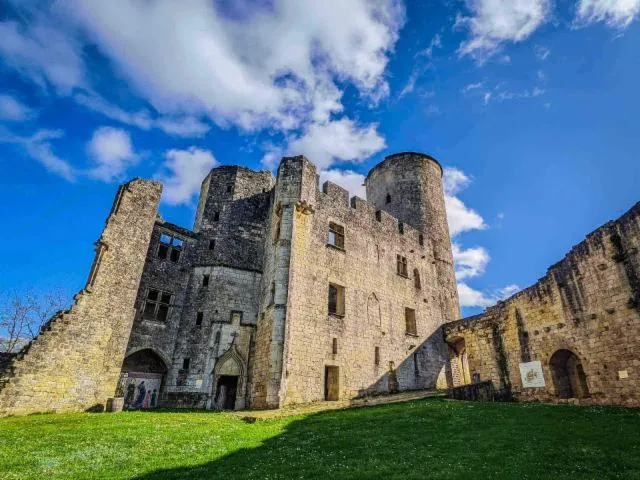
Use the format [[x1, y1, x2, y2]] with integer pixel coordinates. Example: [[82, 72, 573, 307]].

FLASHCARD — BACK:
[[519, 361, 546, 388]]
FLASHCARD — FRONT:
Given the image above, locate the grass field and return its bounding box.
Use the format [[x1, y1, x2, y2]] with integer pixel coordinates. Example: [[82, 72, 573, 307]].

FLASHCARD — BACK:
[[1, 399, 639, 479]]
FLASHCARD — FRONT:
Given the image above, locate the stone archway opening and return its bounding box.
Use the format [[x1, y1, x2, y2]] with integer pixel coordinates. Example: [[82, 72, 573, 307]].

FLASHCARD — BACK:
[[121, 349, 168, 409], [448, 338, 470, 387], [549, 349, 590, 399], [211, 346, 246, 410]]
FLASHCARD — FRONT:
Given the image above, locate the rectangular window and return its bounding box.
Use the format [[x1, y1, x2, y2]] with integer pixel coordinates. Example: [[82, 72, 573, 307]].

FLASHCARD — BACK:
[[213, 211, 220, 222], [375, 346, 380, 366], [208, 239, 215, 251], [332, 338, 338, 355], [405, 308, 417, 336], [142, 289, 172, 322], [328, 283, 345, 317], [398, 223, 404, 234], [327, 222, 345, 249], [202, 274, 210, 287], [157, 233, 183, 263], [196, 312, 203, 326], [182, 358, 190, 370], [396, 255, 408, 277]]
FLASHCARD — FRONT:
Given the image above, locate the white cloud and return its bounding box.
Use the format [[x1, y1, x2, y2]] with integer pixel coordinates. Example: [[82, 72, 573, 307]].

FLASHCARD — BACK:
[[443, 167, 486, 236], [0, 127, 75, 180], [452, 243, 490, 280], [399, 70, 419, 98], [155, 147, 218, 205], [456, 0, 552, 61], [87, 127, 138, 182], [457, 282, 521, 308], [286, 118, 386, 170], [319, 169, 366, 199], [0, 15, 84, 94], [534, 44, 551, 60], [575, 0, 640, 28], [457, 282, 496, 308], [0, 94, 35, 122], [59, 0, 404, 132], [461, 82, 485, 93], [418, 33, 443, 59], [74, 92, 210, 138]]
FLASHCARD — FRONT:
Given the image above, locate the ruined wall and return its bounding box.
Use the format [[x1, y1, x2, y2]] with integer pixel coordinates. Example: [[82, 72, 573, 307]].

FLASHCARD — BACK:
[[251, 154, 459, 407], [124, 166, 273, 409], [0, 180, 161, 415], [443, 202, 640, 406]]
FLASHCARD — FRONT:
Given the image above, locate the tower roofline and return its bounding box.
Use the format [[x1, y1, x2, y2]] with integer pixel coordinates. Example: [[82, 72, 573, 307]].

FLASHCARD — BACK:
[[366, 152, 443, 179]]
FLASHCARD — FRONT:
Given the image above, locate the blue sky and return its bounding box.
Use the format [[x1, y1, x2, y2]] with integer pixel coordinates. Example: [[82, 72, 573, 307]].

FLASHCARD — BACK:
[[1, 0, 639, 317]]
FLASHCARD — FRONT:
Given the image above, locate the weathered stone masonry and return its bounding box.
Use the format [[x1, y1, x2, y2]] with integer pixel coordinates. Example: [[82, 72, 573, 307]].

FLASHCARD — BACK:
[[4, 149, 636, 415], [0, 180, 162, 415], [443, 202, 640, 406]]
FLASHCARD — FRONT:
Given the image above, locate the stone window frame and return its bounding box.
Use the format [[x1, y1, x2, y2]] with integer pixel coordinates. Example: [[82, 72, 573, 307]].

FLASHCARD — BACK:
[[182, 358, 190, 370], [142, 288, 172, 323], [332, 337, 338, 355], [202, 274, 210, 287], [195, 312, 203, 326], [208, 239, 215, 251], [157, 232, 184, 263], [327, 222, 345, 250], [375, 346, 380, 366], [405, 307, 417, 336], [396, 255, 408, 278], [328, 283, 346, 317]]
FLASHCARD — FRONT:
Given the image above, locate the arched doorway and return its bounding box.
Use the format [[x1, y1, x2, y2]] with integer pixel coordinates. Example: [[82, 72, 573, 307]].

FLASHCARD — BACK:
[[549, 349, 590, 399], [449, 339, 471, 387], [210, 345, 246, 410], [120, 349, 168, 409]]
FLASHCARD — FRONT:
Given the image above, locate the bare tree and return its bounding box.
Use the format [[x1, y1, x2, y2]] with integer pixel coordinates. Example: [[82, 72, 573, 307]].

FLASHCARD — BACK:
[[0, 289, 69, 353]]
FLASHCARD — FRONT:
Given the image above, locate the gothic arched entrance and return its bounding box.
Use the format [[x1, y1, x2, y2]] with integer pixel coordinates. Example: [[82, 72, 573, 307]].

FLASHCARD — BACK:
[[549, 349, 590, 399], [120, 349, 168, 409], [210, 344, 247, 410]]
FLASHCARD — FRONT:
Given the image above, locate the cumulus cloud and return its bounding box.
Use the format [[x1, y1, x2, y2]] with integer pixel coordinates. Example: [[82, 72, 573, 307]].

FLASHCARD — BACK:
[[452, 243, 490, 280], [155, 147, 218, 205], [575, 0, 640, 28], [0, 127, 75, 180], [457, 282, 520, 308], [58, 0, 404, 132], [319, 169, 367, 199], [286, 119, 386, 170], [0, 94, 35, 122], [87, 127, 138, 182], [443, 167, 486, 236], [456, 0, 552, 61]]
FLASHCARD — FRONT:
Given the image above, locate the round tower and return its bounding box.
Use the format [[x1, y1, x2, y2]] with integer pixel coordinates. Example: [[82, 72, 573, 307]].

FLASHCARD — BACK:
[[365, 152, 460, 319]]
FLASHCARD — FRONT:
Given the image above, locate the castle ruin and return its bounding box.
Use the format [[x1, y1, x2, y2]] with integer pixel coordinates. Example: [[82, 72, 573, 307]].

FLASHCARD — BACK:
[[0, 151, 638, 415]]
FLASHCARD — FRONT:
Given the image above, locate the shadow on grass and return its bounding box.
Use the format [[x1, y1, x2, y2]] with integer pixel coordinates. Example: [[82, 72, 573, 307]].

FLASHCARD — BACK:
[[130, 399, 640, 480]]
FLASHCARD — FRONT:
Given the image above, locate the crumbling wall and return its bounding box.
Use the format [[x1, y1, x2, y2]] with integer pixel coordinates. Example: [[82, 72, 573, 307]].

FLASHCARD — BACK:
[[443, 202, 640, 406], [0, 179, 161, 415]]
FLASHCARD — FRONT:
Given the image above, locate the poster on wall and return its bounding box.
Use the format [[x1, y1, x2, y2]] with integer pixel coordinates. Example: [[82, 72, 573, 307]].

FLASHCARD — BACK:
[[121, 372, 162, 409], [519, 361, 546, 388]]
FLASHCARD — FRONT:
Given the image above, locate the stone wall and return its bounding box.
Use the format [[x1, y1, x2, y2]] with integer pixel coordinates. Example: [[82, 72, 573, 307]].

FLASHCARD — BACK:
[[251, 154, 459, 408], [443, 202, 640, 406], [0, 179, 161, 416], [124, 166, 273, 409]]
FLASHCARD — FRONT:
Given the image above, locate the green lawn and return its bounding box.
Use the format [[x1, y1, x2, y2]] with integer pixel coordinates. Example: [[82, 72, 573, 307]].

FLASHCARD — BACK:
[[1, 399, 639, 479]]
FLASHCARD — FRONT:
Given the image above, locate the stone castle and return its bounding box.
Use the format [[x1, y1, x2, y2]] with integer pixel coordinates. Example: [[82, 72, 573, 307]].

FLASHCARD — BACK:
[[0, 152, 638, 415]]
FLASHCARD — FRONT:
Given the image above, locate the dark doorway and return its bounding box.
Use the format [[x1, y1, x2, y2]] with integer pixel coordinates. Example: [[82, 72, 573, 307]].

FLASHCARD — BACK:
[[325, 366, 339, 401], [215, 375, 239, 410], [121, 349, 168, 409], [550, 349, 590, 399]]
